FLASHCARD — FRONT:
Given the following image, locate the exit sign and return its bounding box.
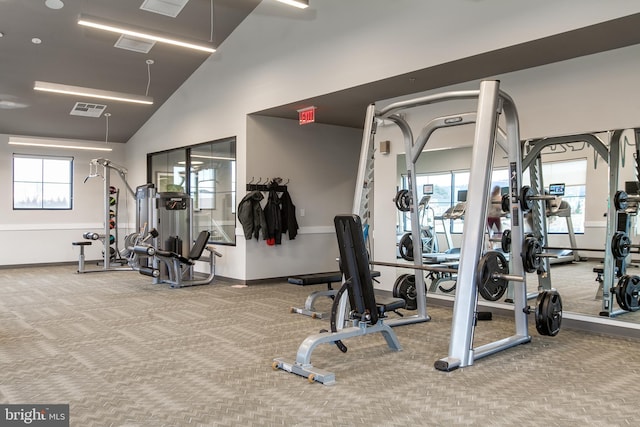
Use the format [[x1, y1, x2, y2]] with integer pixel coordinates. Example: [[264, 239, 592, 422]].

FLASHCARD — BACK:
[[298, 106, 316, 125]]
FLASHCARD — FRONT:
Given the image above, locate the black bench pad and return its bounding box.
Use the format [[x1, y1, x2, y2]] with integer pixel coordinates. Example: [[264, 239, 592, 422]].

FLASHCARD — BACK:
[[288, 272, 342, 286], [375, 295, 406, 315], [288, 271, 381, 286]]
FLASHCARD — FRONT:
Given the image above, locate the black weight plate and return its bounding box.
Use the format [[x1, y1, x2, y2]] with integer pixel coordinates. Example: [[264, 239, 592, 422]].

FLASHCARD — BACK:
[[501, 229, 512, 253], [520, 185, 533, 212], [522, 236, 542, 273], [614, 190, 629, 211], [398, 233, 414, 261], [393, 274, 409, 298], [535, 291, 547, 335], [611, 232, 631, 260], [536, 290, 562, 336], [614, 275, 630, 311], [626, 275, 640, 312], [476, 251, 509, 301], [501, 194, 510, 213], [395, 189, 411, 212], [396, 274, 417, 310], [616, 275, 640, 312]]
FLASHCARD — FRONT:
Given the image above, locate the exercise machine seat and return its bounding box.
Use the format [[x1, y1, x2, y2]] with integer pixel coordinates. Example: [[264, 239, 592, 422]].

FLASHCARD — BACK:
[[156, 230, 211, 265]]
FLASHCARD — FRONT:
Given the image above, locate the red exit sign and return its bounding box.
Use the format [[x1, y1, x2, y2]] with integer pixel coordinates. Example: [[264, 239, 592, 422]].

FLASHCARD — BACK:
[[298, 106, 316, 125]]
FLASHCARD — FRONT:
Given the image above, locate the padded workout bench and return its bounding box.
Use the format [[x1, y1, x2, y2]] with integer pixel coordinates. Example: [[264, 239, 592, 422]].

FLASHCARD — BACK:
[[72, 241, 92, 273], [274, 214, 405, 385], [288, 270, 381, 319], [593, 264, 619, 301]]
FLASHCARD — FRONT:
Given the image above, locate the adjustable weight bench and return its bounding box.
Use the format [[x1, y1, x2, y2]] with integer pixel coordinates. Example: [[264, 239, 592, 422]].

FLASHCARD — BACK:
[[274, 214, 405, 385]]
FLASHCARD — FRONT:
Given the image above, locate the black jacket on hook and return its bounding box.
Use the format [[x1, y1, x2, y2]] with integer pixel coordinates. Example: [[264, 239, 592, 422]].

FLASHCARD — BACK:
[[264, 188, 282, 245], [238, 191, 267, 240], [280, 189, 299, 240]]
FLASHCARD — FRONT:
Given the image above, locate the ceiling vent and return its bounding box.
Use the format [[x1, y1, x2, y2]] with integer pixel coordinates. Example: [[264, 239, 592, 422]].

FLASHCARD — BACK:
[[139, 0, 189, 18], [114, 34, 156, 53], [70, 102, 107, 118]]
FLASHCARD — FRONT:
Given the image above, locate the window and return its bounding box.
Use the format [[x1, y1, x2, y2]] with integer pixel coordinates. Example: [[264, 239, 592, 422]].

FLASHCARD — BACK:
[[523, 159, 586, 234], [13, 154, 73, 209], [400, 159, 586, 239], [148, 137, 237, 245]]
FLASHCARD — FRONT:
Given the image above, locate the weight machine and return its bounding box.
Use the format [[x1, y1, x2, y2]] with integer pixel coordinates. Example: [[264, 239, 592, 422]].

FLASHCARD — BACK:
[[428, 80, 562, 371], [358, 80, 562, 367], [78, 158, 136, 272]]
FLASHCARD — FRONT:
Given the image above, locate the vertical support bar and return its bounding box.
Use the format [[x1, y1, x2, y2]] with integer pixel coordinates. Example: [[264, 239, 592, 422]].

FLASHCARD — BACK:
[[439, 80, 501, 369], [395, 116, 429, 320], [501, 92, 528, 339], [353, 104, 377, 222], [104, 166, 111, 270], [529, 156, 552, 291], [602, 130, 622, 316]]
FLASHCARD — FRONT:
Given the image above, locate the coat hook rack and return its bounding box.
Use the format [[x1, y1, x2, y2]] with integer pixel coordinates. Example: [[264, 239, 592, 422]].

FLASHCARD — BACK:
[[246, 176, 290, 192]]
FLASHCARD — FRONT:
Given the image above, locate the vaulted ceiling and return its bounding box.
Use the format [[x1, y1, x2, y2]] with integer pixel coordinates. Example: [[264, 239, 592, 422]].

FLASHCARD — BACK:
[[0, 0, 261, 142], [2, 2, 640, 143]]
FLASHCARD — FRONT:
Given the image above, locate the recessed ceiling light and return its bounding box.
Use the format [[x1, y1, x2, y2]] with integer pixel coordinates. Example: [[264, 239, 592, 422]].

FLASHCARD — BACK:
[[31, 37, 42, 44], [45, 0, 64, 10]]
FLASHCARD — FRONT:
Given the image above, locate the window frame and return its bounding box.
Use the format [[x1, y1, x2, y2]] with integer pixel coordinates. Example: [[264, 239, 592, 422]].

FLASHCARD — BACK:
[[12, 153, 74, 210], [147, 137, 237, 246]]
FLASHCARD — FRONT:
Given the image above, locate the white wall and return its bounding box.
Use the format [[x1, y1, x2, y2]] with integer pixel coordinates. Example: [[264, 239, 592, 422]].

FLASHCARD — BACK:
[[123, 0, 640, 281], [0, 134, 128, 266], [372, 44, 640, 289]]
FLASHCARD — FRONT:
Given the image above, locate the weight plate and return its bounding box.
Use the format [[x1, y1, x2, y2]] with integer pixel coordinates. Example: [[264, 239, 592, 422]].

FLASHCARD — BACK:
[[394, 189, 411, 212], [393, 274, 409, 298], [520, 185, 533, 212], [501, 194, 510, 213], [535, 289, 562, 336], [614, 190, 629, 211], [615, 275, 640, 312], [398, 233, 414, 261], [395, 274, 417, 310], [611, 232, 631, 261], [476, 251, 509, 301], [522, 236, 542, 273], [501, 229, 512, 253]]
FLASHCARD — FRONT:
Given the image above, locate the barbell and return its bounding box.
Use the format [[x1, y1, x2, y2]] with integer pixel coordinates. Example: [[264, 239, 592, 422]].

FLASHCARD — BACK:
[[368, 250, 563, 335], [476, 250, 562, 336], [519, 185, 559, 212], [501, 229, 637, 271]]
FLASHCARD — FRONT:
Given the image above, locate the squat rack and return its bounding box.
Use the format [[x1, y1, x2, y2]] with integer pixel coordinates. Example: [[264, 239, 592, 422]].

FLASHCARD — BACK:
[[368, 80, 537, 369]]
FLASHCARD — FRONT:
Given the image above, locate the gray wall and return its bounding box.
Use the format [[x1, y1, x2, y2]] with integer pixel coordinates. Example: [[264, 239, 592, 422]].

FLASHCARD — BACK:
[[243, 115, 361, 280]]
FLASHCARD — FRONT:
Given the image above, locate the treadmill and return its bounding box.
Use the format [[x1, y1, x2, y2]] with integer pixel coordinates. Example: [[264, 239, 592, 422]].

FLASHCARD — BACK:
[[544, 183, 582, 264]]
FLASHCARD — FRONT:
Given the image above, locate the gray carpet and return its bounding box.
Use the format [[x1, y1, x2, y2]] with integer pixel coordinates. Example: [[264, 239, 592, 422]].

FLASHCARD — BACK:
[[1, 264, 639, 426]]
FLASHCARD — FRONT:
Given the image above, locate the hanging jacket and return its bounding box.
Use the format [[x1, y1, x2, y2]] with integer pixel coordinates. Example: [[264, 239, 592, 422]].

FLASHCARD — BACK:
[[264, 188, 282, 245], [280, 189, 299, 240], [237, 191, 267, 240]]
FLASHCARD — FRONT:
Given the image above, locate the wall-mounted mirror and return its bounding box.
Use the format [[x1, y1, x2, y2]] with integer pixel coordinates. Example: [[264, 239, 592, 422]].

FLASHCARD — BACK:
[[394, 128, 640, 326]]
